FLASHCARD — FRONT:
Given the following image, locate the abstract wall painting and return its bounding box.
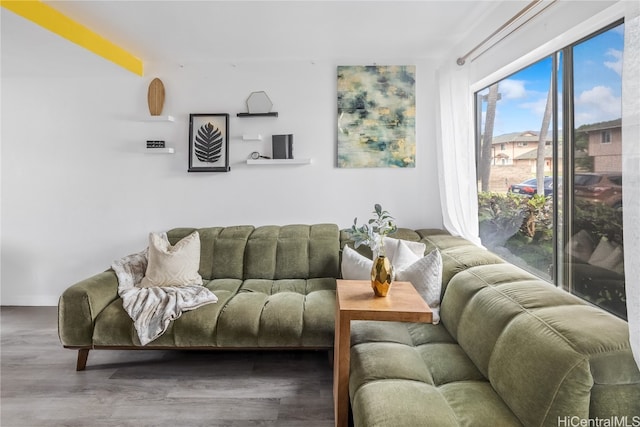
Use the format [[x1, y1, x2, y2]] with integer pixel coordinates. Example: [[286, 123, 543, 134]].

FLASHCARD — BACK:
[[337, 65, 416, 168], [188, 113, 230, 172]]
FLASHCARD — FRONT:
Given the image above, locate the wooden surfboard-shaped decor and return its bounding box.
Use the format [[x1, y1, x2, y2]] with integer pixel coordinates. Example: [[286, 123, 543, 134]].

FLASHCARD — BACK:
[[147, 77, 165, 116]]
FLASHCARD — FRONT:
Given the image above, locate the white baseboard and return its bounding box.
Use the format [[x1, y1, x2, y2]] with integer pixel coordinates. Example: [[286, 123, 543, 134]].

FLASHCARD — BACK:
[[0, 295, 59, 306]]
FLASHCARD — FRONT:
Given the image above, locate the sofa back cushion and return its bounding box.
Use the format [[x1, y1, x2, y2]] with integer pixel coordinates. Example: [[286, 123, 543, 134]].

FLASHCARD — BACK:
[[441, 263, 640, 425], [167, 224, 340, 280], [416, 231, 504, 295], [168, 226, 252, 280], [244, 224, 340, 279]]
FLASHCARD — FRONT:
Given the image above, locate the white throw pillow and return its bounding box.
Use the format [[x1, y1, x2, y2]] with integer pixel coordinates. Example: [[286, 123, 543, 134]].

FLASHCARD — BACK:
[[376, 237, 426, 260], [139, 231, 203, 288], [341, 240, 443, 324], [390, 239, 422, 270], [395, 249, 443, 324], [341, 240, 425, 280], [341, 245, 372, 280]]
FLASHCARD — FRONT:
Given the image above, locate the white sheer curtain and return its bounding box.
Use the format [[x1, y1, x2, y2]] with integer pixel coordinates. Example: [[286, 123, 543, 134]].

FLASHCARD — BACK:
[[436, 2, 640, 366], [622, 2, 640, 368], [435, 64, 481, 246]]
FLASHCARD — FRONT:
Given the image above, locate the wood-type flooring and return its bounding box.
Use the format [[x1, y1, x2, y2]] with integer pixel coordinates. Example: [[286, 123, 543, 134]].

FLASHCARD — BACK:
[[1, 306, 334, 427]]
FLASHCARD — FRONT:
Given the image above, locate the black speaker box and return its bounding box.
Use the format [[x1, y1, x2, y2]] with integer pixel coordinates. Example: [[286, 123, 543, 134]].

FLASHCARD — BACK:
[[272, 134, 293, 159]]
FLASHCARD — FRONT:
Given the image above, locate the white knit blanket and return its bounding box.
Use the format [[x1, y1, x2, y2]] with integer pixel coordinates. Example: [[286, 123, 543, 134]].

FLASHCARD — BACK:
[[111, 244, 218, 346]]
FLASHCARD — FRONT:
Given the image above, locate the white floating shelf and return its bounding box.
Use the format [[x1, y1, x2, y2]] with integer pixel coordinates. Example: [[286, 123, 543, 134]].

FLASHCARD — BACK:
[[242, 134, 263, 141], [144, 148, 175, 154], [143, 115, 175, 122], [247, 158, 312, 165]]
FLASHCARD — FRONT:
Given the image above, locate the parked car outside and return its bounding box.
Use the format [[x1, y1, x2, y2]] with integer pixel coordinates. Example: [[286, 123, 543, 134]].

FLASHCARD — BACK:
[[574, 172, 622, 209], [508, 177, 554, 197]]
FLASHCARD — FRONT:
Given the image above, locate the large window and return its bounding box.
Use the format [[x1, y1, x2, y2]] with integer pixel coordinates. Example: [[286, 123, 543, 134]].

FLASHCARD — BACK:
[[475, 21, 626, 319]]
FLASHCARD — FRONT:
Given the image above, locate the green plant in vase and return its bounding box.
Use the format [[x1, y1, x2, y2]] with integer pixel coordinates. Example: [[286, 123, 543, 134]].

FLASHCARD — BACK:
[[347, 204, 397, 296]]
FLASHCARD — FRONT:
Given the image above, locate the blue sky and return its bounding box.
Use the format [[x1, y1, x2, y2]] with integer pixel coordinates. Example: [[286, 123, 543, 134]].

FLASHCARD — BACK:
[[479, 22, 624, 136]]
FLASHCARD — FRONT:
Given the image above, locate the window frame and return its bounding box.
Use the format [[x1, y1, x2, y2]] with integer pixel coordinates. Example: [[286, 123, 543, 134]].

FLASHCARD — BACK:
[[473, 18, 625, 318]]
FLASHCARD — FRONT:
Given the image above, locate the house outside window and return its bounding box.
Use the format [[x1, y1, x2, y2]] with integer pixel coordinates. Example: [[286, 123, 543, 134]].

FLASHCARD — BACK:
[[475, 21, 625, 319]]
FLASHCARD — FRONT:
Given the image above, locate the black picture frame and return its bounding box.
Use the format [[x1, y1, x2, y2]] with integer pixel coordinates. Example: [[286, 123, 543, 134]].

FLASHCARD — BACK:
[[188, 113, 230, 172]]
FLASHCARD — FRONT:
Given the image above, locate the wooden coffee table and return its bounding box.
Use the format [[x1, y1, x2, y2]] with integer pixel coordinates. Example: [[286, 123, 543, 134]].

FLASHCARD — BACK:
[[333, 279, 433, 427]]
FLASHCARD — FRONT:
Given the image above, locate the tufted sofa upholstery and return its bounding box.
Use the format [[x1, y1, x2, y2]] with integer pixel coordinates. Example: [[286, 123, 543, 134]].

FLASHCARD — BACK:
[[349, 230, 640, 426], [58, 224, 340, 369], [58, 224, 640, 425]]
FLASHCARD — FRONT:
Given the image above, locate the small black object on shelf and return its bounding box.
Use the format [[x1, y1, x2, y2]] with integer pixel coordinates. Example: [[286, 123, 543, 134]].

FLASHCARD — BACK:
[[146, 140, 166, 148], [237, 112, 278, 117], [272, 134, 293, 159]]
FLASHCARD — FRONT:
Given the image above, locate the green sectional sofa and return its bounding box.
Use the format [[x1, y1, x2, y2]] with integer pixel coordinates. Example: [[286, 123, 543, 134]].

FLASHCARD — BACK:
[[58, 224, 640, 426]]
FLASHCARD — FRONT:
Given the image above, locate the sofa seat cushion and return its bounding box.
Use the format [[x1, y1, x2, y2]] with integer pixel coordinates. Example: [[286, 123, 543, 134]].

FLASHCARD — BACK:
[[92, 278, 336, 348], [216, 278, 335, 347], [92, 279, 243, 346], [350, 321, 483, 392], [349, 321, 522, 427], [352, 380, 523, 427]]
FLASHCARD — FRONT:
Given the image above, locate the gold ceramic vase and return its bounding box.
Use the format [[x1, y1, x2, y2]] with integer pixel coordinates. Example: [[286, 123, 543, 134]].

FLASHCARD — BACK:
[[371, 255, 394, 297]]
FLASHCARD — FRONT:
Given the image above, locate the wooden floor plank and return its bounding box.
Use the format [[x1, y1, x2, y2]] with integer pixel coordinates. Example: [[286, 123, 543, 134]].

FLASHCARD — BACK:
[[0, 306, 334, 427]]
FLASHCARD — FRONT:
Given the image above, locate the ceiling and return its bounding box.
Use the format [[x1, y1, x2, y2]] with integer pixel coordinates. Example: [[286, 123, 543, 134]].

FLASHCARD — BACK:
[[1, 1, 523, 77]]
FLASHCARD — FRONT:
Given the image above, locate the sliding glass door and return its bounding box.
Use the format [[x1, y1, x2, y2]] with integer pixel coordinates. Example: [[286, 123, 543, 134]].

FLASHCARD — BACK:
[[475, 20, 626, 319], [566, 23, 625, 318], [475, 56, 556, 281]]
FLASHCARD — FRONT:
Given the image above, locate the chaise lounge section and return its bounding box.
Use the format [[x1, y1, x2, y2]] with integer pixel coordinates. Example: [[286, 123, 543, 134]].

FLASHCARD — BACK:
[[348, 230, 640, 426]]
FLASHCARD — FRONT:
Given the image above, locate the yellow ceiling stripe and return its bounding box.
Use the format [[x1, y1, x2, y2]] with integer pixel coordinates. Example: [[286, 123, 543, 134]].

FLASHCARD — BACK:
[[1, 0, 143, 76]]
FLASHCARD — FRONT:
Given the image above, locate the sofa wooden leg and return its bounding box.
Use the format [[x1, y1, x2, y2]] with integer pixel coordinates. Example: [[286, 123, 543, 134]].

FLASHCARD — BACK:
[[76, 348, 90, 371]]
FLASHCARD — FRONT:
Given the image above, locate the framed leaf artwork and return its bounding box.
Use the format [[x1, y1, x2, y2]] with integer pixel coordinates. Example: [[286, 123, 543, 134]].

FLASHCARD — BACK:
[[188, 113, 230, 172]]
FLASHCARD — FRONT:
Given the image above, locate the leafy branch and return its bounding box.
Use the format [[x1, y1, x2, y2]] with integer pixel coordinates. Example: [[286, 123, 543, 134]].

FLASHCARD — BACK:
[[347, 204, 397, 253]]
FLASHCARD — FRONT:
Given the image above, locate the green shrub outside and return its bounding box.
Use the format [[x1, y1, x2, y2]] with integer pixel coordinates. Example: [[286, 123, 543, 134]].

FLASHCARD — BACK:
[[477, 191, 625, 319]]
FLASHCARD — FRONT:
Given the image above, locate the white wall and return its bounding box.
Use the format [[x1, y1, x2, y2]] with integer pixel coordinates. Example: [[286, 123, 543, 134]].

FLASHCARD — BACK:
[[1, 50, 442, 304], [2, 0, 627, 306]]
